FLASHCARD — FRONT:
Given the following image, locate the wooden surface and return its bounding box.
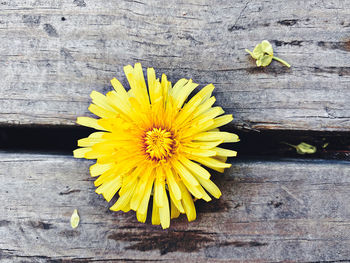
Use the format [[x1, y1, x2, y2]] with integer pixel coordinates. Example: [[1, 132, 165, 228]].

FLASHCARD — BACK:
[[0, 153, 349, 262], [1, 1, 350, 262], [1, 0, 350, 131]]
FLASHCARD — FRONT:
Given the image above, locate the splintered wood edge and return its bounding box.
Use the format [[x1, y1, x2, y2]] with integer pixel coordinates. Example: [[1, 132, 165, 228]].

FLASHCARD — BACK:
[[0, 153, 349, 262], [0, 0, 350, 131]]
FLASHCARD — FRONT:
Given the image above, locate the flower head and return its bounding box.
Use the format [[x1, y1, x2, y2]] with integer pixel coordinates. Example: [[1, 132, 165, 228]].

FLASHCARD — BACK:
[[245, 40, 291, 68], [74, 63, 239, 229]]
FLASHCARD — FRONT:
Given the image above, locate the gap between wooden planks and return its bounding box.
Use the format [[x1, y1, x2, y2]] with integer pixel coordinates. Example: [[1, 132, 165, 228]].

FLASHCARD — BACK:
[[0, 0, 350, 131], [0, 153, 349, 262]]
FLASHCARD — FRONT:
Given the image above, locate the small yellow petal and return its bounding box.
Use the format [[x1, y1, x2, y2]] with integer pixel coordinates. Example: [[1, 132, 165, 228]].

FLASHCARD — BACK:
[[70, 209, 80, 229]]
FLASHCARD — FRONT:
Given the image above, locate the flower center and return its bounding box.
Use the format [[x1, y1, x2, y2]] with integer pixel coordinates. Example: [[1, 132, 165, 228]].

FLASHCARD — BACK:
[[144, 128, 174, 160]]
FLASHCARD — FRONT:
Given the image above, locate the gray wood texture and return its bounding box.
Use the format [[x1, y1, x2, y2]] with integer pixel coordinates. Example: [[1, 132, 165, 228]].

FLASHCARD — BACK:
[[0, 0, 350, 131], [0, 153, 349, 262]]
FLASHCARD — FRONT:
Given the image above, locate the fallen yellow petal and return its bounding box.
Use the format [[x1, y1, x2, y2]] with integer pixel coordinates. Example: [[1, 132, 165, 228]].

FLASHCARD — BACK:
[[70, 209, 80, 229]]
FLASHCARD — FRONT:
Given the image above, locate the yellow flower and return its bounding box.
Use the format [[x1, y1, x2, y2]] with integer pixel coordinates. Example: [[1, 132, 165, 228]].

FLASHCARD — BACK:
[[74, 63, 239, 229]]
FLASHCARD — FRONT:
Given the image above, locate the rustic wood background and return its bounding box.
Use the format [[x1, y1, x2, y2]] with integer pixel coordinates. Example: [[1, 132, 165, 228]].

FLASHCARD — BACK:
[[1, 0, 350, 130], [1, 154, 349, 262], [0, 0, 350, 262]]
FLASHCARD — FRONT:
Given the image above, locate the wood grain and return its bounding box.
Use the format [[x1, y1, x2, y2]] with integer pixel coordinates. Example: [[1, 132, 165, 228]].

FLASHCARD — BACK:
[[0, 153, 349, 262], [0, 0, 350, 131]]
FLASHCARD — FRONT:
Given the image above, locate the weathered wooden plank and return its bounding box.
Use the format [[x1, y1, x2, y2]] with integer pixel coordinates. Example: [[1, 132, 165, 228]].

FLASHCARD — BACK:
[[0, 0, 350, 130], [0, 153, 349, 262]]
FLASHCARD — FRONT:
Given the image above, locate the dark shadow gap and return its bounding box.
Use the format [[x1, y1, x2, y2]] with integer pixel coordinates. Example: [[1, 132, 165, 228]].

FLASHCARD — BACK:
[[0, 126, 349, 160]]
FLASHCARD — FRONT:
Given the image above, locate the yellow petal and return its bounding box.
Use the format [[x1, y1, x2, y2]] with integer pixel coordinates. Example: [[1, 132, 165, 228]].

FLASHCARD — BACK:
[[171, 78, 188, 97], [95, 175, 122, 202], [195, 177, 222, 199], [181, 176, 203, 199], [105, 91, 133, 120], [136, 210, 147, 223], [111, 77, 129, 101], [159, 188, 170, 229], [76, 117, 105, 130], [124, 64, 150, 109], [90, 90, 118, 113], [168, 185, 185, 213], [90, 163, 113, 177], [214, 147, 237, 157], [119, 172, 139, 196], [172, 161, 199, 186], [179, 156, 211, 180], [121, 203, 131, 213], [130, 169, 151, 210], [136, 175, 155, 222], [182, 146, 216, 157], [152, 198, 160, 225], [192, 156, 231, 172], [73, 147, 91, 158], [155, 174, 165, 208], [170, 199, 181, 219], [70, 209, 80, 229], [192, 96, 216, 119], [178, 181, 196, 221], [161, 73, 171, 104], [148, 67, 161, 105], [78, 137, 104, 147], [196, 184, 212, 202], [89, 104, 117, 119], [195, 107, 225, 125], [110, 182, 136, 211], [192, 132, 239, 143], [94, 167, 118, 187], [206, 114, 233, 130], [186, 140, 224, 150], [166, 168, 181, 200], [172, 79, 198, 108], [175, 84, 215, 126]]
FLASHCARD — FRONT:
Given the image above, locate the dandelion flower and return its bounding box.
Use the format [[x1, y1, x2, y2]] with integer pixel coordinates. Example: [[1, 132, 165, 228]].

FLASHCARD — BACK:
[[74, 63, 239, 229]]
